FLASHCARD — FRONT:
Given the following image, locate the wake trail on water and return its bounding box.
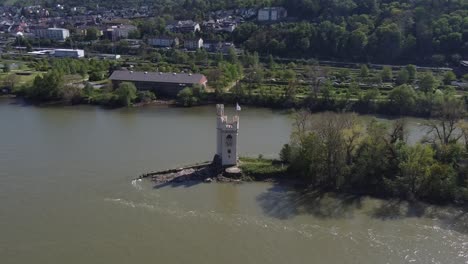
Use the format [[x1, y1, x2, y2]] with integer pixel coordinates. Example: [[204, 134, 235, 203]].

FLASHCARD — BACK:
[[103, 197, 341, 239], [130, 179, 143, 190], [103, 196, 468, 263]]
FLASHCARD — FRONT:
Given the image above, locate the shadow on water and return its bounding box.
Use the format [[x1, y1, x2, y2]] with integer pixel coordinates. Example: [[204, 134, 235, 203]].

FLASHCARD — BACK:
[[256, 182, 468, 235], [153, 180, 203, 189], [370, 199, 428, 219], [371, 199, 468, 235], [256, 183, 363, 220]]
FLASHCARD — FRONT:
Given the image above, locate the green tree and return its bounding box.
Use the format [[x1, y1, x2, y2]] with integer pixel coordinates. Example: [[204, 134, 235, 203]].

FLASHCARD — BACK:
[[388, 85, 416, 115], [177, 87, 197, 107], [349, 30, 368, 57], [352, 120, 393, 190], [419, 72, 438, 93], [424, 92, 465, 145], [227, 47, 238, 64], [137, 90, 156, 103], [3, 73, 18, 90], [83, 82, 94, 96], [359, 64, 369, 78], [443, 71, 456, 85], [115, 82, 137, 106], [381, 66, 393, 82], [358, 87, 380, 113], [397, 144, 435, 196], [85, 27, 99, 41], [128, 29, 141, 39], [28, 70, 65, 101], [396, 68, 410, 85], [279, 144, 292, 164], [89, 71, 105, 81], [268, 55, 276, 69], [420, 163, 457, 201], [3, 63, 10, 73], [405, 65, 417, 81]]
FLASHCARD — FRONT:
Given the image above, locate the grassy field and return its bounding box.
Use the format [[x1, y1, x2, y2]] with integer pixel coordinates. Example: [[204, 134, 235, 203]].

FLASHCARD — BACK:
[[1, 55, 464, 105], [239, 157, 287, 180]]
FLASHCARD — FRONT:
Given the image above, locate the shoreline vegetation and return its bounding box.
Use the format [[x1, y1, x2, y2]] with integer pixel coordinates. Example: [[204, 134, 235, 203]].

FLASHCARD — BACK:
[[262, 108, 468, 206], [1, 50, 467, 118]]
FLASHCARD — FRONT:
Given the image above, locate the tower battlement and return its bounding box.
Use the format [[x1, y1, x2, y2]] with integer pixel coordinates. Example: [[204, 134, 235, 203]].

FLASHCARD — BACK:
[[218, 116, 239, 130]]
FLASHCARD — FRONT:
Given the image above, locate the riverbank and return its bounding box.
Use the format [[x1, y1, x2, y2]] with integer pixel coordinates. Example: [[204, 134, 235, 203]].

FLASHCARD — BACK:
[[139, 157, 296, 186], [141, 156, 468, 208], [5, 91, 467, 120]]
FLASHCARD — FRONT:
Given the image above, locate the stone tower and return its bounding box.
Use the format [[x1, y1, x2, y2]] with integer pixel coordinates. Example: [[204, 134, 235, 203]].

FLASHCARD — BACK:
[[216, 104, 239, 166]]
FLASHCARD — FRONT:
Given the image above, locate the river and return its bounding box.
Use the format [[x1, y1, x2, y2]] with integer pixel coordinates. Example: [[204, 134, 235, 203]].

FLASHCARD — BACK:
[[0, 99, 467, 264]]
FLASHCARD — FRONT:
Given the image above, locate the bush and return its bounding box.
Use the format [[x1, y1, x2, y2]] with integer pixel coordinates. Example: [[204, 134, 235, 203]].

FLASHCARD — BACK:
[[91, 92, 118, 106], [115, 82, 137, 106], [89, 71, 105, 81], [279, 144, 292, 163], [177, 87, 198, 107], [137, 90, 156, 103], [239, 157, 287, 179]]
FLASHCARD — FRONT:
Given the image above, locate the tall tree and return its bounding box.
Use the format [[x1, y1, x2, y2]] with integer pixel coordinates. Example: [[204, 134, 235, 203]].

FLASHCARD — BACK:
[[115, 82, 137, 107]]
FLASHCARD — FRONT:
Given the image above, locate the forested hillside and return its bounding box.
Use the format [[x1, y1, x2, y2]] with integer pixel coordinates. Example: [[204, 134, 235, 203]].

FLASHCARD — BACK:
[[5, 0, 468, 64]]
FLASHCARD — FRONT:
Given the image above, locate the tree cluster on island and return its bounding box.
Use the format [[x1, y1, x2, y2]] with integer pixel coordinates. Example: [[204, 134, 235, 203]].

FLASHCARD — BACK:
[[277, 93, 468, 204]]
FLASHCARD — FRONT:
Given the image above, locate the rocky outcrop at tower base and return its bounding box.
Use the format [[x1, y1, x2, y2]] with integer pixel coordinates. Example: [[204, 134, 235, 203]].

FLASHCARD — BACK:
[[141, 155, 243, 185]]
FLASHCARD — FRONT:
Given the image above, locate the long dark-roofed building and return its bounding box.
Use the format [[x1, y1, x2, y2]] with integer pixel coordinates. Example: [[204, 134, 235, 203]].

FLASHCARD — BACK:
[[109, 70, 208, 98]]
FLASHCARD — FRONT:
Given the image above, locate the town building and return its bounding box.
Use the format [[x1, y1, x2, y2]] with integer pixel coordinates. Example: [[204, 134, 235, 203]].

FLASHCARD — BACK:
[[94, 54, 121, 60], [184, 38, 203, 50], [148, 36, 179, 48], [31, 27, 70, 41], [202, 19, 237, 33], [27, 48, 84, 58], [109, 70, 208, 98], [215, 22, 237, 33], [257, 7, 287, 22], [203, 41, 235, 53], [104, 25, 137, 40], [53, 49, 85, 58], [47, 28, 70, 41], [167, 20, 201, 33]]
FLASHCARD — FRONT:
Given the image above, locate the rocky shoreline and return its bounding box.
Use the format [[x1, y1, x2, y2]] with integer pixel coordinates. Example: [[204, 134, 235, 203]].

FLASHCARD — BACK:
[[149, 165, 243, 185], [139, 155, 245, 186]]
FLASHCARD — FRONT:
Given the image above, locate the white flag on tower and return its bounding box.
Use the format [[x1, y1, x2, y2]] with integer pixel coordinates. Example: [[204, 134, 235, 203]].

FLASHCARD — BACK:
[[236, 103, 241, 111]]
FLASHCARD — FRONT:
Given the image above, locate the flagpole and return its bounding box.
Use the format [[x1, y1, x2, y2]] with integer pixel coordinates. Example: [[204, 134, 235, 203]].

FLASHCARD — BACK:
[[236, 102, 241, 112]]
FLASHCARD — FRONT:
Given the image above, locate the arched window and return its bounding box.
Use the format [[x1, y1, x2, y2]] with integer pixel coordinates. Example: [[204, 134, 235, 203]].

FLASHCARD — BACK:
[[226, 135, 233, 146]]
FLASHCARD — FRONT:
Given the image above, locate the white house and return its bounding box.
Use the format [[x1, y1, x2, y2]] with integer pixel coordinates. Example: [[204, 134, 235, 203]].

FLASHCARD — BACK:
[[31, 27, 70, 41], [53, 49, 85, 58], [46, 28, 70, 41]]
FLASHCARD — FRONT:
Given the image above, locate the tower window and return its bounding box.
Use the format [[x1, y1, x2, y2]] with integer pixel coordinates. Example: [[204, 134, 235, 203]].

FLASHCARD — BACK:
[[226, 135, 233, 146]]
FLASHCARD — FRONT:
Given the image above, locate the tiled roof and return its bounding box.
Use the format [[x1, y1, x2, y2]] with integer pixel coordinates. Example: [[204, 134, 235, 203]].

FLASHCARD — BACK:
[[109, 70, 206, 84]]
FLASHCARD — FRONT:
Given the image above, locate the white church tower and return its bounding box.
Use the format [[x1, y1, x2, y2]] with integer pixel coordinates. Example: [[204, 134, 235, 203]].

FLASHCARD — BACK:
[[216, 104, 239, 166]]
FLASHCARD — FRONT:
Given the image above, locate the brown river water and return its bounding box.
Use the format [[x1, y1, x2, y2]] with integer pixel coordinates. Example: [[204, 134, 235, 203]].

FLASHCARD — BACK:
[[0, 99, 467, 264]]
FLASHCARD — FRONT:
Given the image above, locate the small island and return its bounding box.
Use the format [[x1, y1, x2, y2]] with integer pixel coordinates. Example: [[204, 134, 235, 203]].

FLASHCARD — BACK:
[[139, 104, 288, 185], [138, 103, 468, 207]]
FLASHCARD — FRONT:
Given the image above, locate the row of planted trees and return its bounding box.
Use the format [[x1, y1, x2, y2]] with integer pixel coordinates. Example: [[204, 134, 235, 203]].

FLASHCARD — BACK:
[[280, 91, 468, 204]]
